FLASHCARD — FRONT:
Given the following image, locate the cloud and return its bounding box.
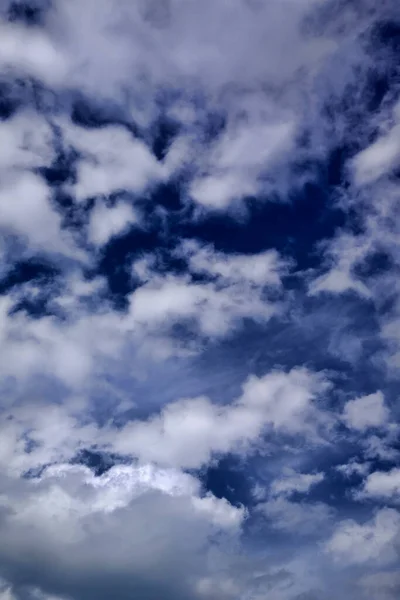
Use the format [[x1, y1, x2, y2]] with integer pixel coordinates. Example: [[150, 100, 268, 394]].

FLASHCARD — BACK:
[[60, 121, 163, 201], [182, 241, 286, 287], [127, 243, 289, 349], [189, 119, 296, 208], [0, 110, 85, 262], [0, 172, 81, 258], [308, 233, 372, 298], [0, 110, 55, 172], [112, 368, 330, 468], [358, 570, 400, 600], [0, 0, 400, 598], [0, 288, 124, 387], [352, 100, 400, 186], [0, 0, 352, 210], [270, 469, 325, 497], [360, 468, 400, 503], [325, 508, 400, 565], [0, 17, 68, 85], [0, 462, 244, 600], [342, 391, 389, 432], [87, 200, 138, 246], [259, 496, 334, 535], [336, 461, 370, 479]]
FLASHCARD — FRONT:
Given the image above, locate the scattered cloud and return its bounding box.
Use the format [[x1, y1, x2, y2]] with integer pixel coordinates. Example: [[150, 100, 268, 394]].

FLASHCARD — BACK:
[[0, 0, 399, 598], [325, 508, 400, 565], [342, 391, 389, 432]]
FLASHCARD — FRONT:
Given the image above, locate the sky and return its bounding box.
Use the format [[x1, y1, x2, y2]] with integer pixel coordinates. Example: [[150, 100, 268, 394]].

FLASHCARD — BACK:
[[0, 0, 399, 599]]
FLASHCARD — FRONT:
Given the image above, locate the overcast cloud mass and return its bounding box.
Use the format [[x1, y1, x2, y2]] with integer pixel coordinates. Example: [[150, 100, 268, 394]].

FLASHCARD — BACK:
[[0, 0, 399, 598]]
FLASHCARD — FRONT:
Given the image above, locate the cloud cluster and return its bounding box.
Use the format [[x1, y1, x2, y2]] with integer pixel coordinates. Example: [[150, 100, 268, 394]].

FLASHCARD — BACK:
[[0, 0, 399, 599]]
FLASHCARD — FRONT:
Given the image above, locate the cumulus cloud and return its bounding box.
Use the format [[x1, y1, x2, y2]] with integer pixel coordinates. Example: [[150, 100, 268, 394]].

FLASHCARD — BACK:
[[0, 173, 80, 258], [0, 18, 68, 85], [0, 110, 55, 172], [112, 368, 330, 468], [0, 462, 244, 600], [360, 468, 400, 503], [87, 200, 139, 246], [342, 391, 389, 431], [60, 121, 163, 201], [325, 508, 400, 566], [127, 243, 288, 350]]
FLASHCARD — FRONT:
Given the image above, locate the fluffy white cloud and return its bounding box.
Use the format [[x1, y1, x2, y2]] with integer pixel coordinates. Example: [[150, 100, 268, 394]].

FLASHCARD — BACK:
[[87, 200, 138, 246], [0, 291, 124, 387], [361, 468, 400, 503], [183, 241, 286, 286], [127, 243, 288, 349], [0, 18, 68, 85], [342, 391, 389, 432], [61, 122, 163, 201], [189, 120, 296, 208], [0, 110, 55, 172], [0, 241, 289, 391], [0, 111, 83, 261], [0, 172, 82, 259], [325, 508, 400, 565], [112, 368, 330, 468], [0, 0, 345, 211]]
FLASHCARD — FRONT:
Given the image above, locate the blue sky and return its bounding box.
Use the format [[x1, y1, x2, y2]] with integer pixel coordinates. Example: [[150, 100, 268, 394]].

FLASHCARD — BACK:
[[0, 1, 399, 599]]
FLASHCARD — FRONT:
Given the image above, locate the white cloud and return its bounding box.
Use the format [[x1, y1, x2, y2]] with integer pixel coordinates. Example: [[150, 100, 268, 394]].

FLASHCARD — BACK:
[[183, 241, 286, 287], [342, 391, 389, 432], [352, 100, 400, 186], [336, 461, 370, 479], [0, 110, 55, 172], [45, 0, 334, 98], [189, 120, 296, 208], [270, 469, 324, 497], [0, 19, 68, 85], [363, 433, 399, 463], [0, 291, 124, 387], [0, 242, 286, 392], [325, 508, 400, 565], [32, 0, 343, 210], [61, 121, 163, 201], [87, 200, 138, 246], [112, 368, 330, 468], [0, 172, 82, 259], [127, 243, 288, 348], [361, 468, 400, 503], [259, 496, 333, 535], [1, 1, 400, 599], [309, 233, 372, 298], [0, 111, 84, 261]]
